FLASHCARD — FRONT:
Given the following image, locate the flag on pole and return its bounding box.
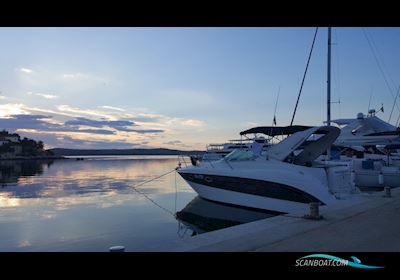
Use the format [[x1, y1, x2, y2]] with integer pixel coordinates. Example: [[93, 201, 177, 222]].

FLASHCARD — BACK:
[[273, 116, 277, 126]]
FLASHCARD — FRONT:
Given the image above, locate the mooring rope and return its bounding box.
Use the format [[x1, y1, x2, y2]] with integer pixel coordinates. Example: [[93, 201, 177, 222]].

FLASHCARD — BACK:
[[130, 168, 178, 217], [174, 170, 178, 214]]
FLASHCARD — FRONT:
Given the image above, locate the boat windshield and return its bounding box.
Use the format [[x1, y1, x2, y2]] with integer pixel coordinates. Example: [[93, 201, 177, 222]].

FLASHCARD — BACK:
[[224, 149, 256, 161]]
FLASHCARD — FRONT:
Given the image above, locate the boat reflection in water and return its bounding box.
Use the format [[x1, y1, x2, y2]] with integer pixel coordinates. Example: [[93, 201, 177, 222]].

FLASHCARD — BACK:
[[176, 196, 279, 236]]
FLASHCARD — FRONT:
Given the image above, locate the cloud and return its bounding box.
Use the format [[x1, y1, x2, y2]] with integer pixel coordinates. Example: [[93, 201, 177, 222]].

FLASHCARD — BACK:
[[65, 117, 135, 129], [58, 111, 164, 134], [246, 121, 260, 127], [62, 73, 81, 79], [20, 133, 141, 150], [59, 72, 110, 89], [132, 114, 163, 123], [129, 129, 164, 134], [162, 139, 192, 148], [15, 69, 111, 96], [63, 117, 164, 133], [0, 114, 56, 130], [3, 115, 83, 133], [0, 114, 116, 135], [56, 105, 204, 130], [8, 114, 49, 120], [0, 103, 204, 149], [179, 119, 205, 127], [163, 140, 183, 145], [69, 129, 115, 135], [99, 106, 125, 112], [47, 135, 139, 149], [18, 240, 31, 248], [0, 112, 164, 140], [57, 105, 114, 119], [27, 92, 58, 99], [0, 103, 29, 117], [20, 68, 33, 74], [39, 93, 57, 99]]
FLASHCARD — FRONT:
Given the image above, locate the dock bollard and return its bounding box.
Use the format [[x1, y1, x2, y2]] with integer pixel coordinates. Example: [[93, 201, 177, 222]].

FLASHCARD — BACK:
[[378, 172, 384, 186], [109, 246, 125, 252], [384, 186, 391, 198], [303, 202, 323, 220], [350, 170, 356, 187]]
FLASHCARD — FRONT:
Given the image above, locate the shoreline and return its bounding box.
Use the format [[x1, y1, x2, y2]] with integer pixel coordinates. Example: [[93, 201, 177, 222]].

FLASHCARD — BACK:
[[0, 156, 66, 161], [0, 154, 190, 160]]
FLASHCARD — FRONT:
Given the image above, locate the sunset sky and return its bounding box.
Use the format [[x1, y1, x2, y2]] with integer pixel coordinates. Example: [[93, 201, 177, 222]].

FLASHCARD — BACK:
[[1, 27, 400, 150]]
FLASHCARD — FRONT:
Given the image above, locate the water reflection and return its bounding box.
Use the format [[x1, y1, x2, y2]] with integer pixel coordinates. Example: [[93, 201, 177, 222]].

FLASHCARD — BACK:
[[176, 196, 277, 236], [0, 157, 186, 203], [0, 157, 277, 251], [0, 160, 54, 185], [0, 156, 197, 251]]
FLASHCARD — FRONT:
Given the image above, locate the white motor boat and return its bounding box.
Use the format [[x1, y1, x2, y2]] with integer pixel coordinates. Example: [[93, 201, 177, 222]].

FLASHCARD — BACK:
[[325, 110, 400, 189], [329, 110, 399, 163], [178, 126, 358, 214], [327, 156, 400, 190], [331, 110, 400, 150]]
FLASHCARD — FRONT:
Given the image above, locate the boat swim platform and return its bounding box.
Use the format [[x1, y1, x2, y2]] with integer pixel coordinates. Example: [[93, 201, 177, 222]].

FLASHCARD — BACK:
[[147, 188, 400, 252]]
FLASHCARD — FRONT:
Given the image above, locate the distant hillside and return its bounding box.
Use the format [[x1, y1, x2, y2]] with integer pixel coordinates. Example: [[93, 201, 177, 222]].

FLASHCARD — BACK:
[[49, 148, 205, 156]]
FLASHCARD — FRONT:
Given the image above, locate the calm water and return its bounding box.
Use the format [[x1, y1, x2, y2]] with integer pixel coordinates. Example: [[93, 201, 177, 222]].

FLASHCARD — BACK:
[[0, 156, 274, 251]]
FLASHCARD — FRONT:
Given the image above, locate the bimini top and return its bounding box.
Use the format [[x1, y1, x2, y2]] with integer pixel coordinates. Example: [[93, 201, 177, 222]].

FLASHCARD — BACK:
[[266, 126, 340, 164], [239, 125, 312, 136]]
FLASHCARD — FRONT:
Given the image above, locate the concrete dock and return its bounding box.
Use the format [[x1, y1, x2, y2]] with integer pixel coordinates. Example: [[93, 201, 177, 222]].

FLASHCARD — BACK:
[[148, 188, 400, 251]]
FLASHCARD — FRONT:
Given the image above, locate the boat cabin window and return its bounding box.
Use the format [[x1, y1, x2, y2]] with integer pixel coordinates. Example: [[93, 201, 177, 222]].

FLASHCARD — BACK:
[[283, 132, 333, 166], [224, 149, 256, 161], [227, 145, 247, 149]]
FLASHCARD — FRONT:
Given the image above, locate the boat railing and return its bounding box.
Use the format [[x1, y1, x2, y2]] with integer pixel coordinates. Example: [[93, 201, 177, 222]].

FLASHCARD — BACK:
[[178, 155, 188, 167], [206, 144, 226, 151], [206, 139, 256, 151]]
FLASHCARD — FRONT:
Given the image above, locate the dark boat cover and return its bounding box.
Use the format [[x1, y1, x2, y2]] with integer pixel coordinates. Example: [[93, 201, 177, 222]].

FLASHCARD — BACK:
[[240, 125, 313, 136]]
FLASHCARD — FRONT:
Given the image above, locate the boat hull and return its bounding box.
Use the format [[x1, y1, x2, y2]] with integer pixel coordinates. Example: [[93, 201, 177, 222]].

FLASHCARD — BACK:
[[185, 181, 316, 214], [178, 165, 333, 214]]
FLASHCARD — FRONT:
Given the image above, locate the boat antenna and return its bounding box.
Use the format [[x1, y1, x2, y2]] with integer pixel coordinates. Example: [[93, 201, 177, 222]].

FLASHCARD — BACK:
[[367, 86, 373, 112], [290, 27, 319, 126], [272, 86, 280, 127]]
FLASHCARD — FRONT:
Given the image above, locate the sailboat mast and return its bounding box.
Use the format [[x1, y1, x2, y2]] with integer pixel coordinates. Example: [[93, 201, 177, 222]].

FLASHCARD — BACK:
[[326, 27, 332, 160], [327, 27, 332, 126]]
